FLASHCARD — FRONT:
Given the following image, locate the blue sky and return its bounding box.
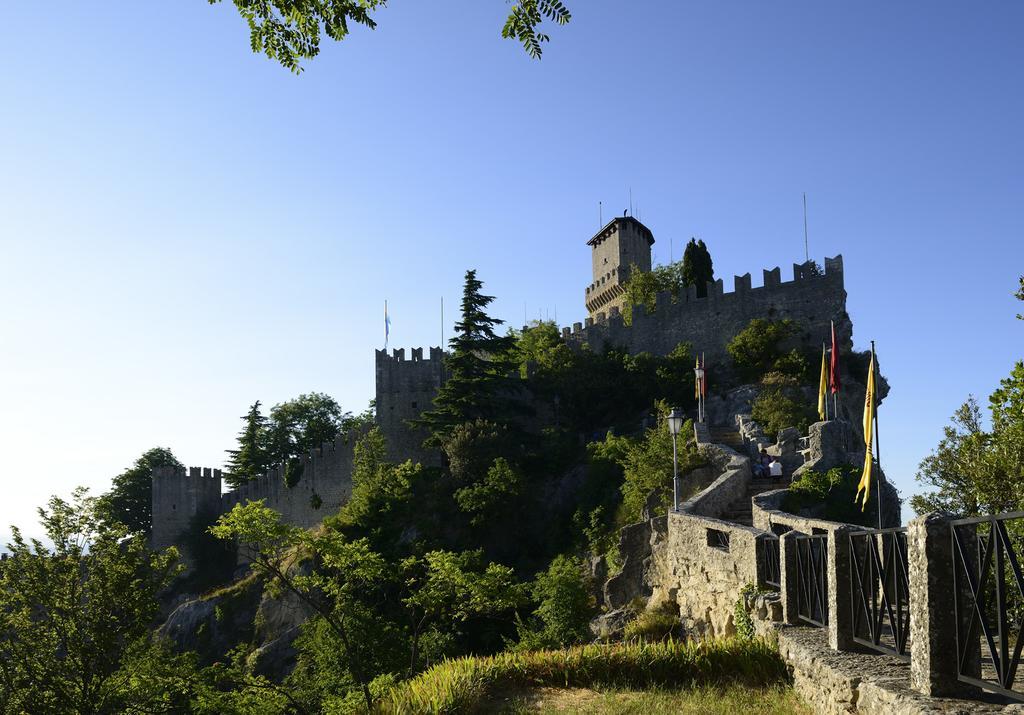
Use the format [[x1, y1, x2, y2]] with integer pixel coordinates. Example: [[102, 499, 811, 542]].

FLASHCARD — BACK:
[[1, 1, 1021, 538]]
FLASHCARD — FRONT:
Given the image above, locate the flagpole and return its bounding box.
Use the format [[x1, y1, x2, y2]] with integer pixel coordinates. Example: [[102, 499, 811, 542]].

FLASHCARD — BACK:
[[384, 299, 388, 350], [871, 340, 883, 529], [441, 296, 444, 347]]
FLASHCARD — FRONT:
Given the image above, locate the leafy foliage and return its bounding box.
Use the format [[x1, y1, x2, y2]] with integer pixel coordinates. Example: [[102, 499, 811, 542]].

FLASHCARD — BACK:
[[418, 270, 521, 445], [214, 0, 572, 72], [783, 465, 878, 527], [726, 319, 799, 382], [0, 489, 186, 713], [516, 555, 595, 650], [226, 393, 355, 489], [97, 446, 182, 535], [912, 368, 1024, 516], [681, 237, 715, 298], [225, 401, 271, 488], [613, 410, 704, 525], [912, 282, 1024, 516], [502, 0, 572, 58], [751, 372, 817, 438], [210, 500, 527, 709]]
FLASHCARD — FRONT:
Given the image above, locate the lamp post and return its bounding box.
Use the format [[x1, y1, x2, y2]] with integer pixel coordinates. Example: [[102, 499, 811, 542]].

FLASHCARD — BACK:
[[694, 363, 706, 423], [667, 407, 685, 512]]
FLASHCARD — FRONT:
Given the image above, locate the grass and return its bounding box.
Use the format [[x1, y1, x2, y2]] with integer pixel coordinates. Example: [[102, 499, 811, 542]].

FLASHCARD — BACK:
[[381, 637, 790, 714], [490, 683, 808, 714]]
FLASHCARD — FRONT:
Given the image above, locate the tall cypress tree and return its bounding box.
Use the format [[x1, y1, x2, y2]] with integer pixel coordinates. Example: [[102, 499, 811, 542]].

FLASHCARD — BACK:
[[417, 270, 517, 445], [681, 237, 715, 298], [225, 401, 270, 488]]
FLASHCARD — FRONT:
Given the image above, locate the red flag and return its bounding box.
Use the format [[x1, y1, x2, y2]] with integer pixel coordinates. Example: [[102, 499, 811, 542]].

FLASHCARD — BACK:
[[829, 321, 841, 394]]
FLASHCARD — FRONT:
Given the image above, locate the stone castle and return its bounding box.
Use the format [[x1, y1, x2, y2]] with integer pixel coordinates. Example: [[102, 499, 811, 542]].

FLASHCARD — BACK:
[[151, 216, 848, 555]]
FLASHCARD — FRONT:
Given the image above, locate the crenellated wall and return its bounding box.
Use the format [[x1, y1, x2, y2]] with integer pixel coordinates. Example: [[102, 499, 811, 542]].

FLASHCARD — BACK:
[[566, 255, 848, 362], [220, 431, 360, 530], [151, 466, 223, 553], [375, 346, 446, 464]]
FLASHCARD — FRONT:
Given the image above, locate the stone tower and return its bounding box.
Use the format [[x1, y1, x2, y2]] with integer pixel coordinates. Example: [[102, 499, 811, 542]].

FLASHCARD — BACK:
[[584, 216, 655, 319]]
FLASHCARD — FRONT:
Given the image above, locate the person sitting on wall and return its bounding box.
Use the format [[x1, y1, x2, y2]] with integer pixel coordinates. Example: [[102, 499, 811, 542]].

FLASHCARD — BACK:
[[769, 456, 784, 479], [753, 448, 771, 478]]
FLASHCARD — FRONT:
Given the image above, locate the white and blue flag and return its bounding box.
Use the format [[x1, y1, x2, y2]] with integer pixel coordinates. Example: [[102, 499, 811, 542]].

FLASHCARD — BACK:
[[384, 300, 391, 350]]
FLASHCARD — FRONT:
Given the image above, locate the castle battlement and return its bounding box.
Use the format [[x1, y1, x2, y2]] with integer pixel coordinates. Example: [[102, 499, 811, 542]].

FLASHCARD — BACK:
[[151, 465, 223, 553], [220, 430, 361, 529], [565, 256, 846, 362]]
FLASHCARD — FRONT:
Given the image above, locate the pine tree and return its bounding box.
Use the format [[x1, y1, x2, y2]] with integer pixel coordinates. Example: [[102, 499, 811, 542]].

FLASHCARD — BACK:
[[681, 237, 714, 298], [225, 401, 270, 488], [97, 447, 182, 536], [417, 270, 518, 445]]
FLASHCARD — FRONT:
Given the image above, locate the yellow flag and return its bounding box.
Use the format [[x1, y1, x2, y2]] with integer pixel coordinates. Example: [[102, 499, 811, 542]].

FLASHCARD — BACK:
[[855, 351, 876, 510], [817, 345, 828, 420]]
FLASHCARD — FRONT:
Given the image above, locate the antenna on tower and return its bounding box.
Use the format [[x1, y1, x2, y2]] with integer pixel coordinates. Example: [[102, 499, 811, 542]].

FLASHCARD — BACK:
[[629, 187, 633, 217], [803, 192, 810, 263]]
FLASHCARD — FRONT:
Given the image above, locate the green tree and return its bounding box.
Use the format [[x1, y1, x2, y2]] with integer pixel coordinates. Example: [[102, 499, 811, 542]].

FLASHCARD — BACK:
[[0, 489, 187, 713], [516, 555, 594, 650], [213, 0, 572, 72], [225, 401, 271, 489], [912, 279, 1024, 516], [97, 446, 181, 536], [417, 270, 519, 445], [726, 318, 798, 382], [681, 238, 714, 298], [912, 370, 1024, 516], [454, 457, 521, 525], [402, 550, 526, 675], [210, 501, 385, 709], [266, 392, 349, 466], [751, 372, 817, 438]]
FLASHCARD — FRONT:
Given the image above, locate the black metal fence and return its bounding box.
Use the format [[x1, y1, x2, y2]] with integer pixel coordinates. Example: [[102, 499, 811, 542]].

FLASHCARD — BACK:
[[849, 527, 910, 658], [760, 534, 780, 589], [952, 512, 1024, 700], [796, 533, 828, 626]]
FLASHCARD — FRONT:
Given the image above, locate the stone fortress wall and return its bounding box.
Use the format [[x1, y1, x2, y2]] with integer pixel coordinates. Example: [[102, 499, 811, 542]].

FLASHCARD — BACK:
[[220, 431, 360, 529], [152, 216, 851, 562], [567, 255, 847, 364], [152, 432, 360, 556], [151, 467, 223, 553], [375, 346, 446, 465]]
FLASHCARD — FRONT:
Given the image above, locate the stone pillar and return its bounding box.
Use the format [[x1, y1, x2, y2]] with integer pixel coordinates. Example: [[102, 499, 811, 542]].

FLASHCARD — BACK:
[[828, 525, 859, 651], [779, 530, 803, 625], [908, 513, 980, 696]]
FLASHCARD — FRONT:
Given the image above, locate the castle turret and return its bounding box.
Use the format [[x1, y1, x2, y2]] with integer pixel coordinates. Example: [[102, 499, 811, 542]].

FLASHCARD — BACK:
[[584, 216, 655, 318], [150, 466, 222, 555]]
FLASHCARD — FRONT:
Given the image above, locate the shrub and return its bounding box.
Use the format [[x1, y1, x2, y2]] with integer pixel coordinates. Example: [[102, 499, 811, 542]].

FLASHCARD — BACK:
[[383, 637, 789, 713], [516, 555, 595, 650], [614, 408, 705, 526], [751, 373, 816, 438], [783, 465, 878, 527], [622, 601, 683, 643], [726, 319, 797, 382]]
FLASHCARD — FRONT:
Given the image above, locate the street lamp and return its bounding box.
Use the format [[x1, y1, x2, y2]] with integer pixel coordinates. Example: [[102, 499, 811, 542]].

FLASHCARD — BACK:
[[694, 363, 706, 423], [667, 407, 685, 512]]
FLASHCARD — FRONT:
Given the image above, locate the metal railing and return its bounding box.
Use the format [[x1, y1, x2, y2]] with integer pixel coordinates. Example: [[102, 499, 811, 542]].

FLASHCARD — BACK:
[[952, 512, 1024, 700], [760, 534, 780, 589], [849, 527, 910, 658], [796, 533, 828, 627]]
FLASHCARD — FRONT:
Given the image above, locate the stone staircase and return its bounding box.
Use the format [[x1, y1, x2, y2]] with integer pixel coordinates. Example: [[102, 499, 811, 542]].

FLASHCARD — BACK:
[[707, 426, 745, 451], [722, 479, 790, 526], [707, 426, 790, 526]]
